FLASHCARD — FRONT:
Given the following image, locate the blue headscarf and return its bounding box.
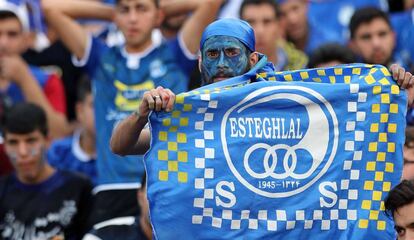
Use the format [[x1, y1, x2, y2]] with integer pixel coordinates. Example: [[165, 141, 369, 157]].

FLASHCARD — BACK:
[[200, 18, 255, 52]]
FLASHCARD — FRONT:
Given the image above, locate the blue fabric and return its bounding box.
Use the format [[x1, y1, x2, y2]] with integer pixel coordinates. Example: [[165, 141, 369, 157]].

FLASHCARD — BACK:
[[391, 9, 414, 70], [47, 135, 97, 186], [145, 63, 405, 239], [200, 19, 255, 52], [83, 36, 195, 185]]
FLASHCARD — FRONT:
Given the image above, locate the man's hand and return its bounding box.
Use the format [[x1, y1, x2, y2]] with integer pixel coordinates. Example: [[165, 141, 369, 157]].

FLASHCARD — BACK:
[[0, 55, 30, 85], [138, 86, 176, 119], [390, 64, 414, 107]]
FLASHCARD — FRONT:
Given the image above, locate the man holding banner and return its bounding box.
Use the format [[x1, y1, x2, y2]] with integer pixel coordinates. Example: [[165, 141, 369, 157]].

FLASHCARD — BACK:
[[111, 19, 414, 239]]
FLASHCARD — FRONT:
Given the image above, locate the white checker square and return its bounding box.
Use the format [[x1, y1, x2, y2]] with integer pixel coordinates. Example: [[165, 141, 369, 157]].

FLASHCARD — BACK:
[[339, 199, 348, 209], [296, 210, 305, 220], [248, 219, 258, 229], [204, 189, 214, 199], [231, 220, 241, 229], [330, 210, 338, 220], [348, 102, 357, 112], [286, 221, 296, 230], [304, 220, 313, 229], [195, 139, 205, 148], [267, 221, 277, 231], [204, 113, 214, 121], [313, 210, 323, 220], [200, 94, 210, 101], [355, 131, 364, 141], [343, 160, 352, 170], [195, 178, 204, 189], [350, 170, 360, 180], [258, 210, 268, 220], [353, 151, 362, 161], [346, 121, 355, 131], [195, 121, 204, 130], [356, 111, 366, 121], [347, 210, 357, 220], [276, 210, 286, 221], [205, 148, 215, 159], [203, 208, 213, 217], [192, 215, 203, 224], [338, 220, 347, 230], [197, 108, 207, 114], [212, 217, 222, 228], [241, 210, 250, 219], [350, 84, 359, 93], [358, 92, 367, 102], [204, 131, 214, 140], [193, 198, 205, 208], [205, 168, 214, 179], [341, 180, 350, 190], [208, 101, 218, 108], [222, 210, 232, 220], [195, 158, 205, 169], [348, 189, 358, 200], [345, 141, 354, 151], [321, 220, 330, 230]]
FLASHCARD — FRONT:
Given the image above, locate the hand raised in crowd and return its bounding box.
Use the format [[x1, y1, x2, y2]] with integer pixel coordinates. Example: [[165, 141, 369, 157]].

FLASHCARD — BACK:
[[0, 55, 30, 85], [390, 64, 414, 106], [138, 86, 176, 118]]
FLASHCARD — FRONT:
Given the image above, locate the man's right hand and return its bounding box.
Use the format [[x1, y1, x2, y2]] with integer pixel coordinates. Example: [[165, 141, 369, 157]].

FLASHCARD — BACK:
[[138, 86, 176, 119]]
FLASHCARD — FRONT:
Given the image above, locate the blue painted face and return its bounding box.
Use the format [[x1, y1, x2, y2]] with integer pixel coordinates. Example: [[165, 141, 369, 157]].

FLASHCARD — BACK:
[[200, 36, 250, 85]]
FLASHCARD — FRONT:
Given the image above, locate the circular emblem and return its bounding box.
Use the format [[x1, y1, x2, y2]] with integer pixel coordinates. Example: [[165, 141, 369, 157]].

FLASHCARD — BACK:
[[221, 86, 338, 198]]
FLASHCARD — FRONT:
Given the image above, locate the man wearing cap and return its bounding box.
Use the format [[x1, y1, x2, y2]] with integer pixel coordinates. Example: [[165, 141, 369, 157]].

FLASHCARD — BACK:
[[110, 18, 414, 157]]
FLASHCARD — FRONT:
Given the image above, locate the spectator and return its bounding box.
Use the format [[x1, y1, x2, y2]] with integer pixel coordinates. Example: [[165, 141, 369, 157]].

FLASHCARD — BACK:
[[308, 43, 357, 68], [239, 0, 307, 71], [47, 76, 97, 185], [0, 103, 93, 239], [403, 126, 414, 180], [0, 2, 68, 139], [277, 0, 339, 55], [349, 7, 409, 69], [42, 0, 223, 226], [384, 179, 414, 240]]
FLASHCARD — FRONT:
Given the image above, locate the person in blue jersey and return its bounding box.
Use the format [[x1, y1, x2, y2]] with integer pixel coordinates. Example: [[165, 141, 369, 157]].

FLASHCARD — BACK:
[[47, 76, 97, 186], [110, 17, 414, 156], [0, 2, 68, 139], [42, 0, 223, 226], [239, 0, 308, 71], [276, 0, 340, 56], [0, 103, 93, 240]]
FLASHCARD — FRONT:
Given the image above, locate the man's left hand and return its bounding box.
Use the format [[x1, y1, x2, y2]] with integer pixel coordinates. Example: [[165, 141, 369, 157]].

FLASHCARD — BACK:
[[390, 64, 414, 107]]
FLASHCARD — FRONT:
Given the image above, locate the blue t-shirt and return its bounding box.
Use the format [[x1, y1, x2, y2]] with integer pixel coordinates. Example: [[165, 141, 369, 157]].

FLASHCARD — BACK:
[[47, 130, 97, 186], [73, 34, 196, 187], [391, 9, 414, 70]]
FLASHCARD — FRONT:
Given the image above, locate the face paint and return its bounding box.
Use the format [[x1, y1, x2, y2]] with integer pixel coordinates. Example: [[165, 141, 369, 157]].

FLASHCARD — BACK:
[[200, 36, 251, 85]]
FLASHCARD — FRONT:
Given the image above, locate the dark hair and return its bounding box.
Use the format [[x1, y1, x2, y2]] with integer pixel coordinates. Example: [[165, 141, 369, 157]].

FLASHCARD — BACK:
[[0, 10, 22, 30], [349, 7, 392, 39], [76, 74, 92, 103], [2, 103, 48, 137], [384, 180, 414, 217], [115, 0, 159, 8], [239, 0, 279, 19], [307, 43, 357, 68]]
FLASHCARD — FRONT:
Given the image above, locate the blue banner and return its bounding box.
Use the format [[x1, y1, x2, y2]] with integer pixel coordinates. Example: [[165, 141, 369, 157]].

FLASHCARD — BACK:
[[145, 64, 406, 239]]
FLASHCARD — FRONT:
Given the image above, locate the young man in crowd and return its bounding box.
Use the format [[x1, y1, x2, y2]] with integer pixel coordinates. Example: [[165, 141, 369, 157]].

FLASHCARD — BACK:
[[0, 2, 68, 139], [42, 0, 223, 226], [307, 43, 357, 69], [47, 76, 97, 185], [0, 103, 93, 239], [239, 0, 308, 71], [385, 179, 414, 240]]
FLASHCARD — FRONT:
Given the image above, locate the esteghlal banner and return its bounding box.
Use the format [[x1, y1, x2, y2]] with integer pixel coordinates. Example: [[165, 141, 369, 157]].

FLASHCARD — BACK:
[[145, 64, 406, 240]]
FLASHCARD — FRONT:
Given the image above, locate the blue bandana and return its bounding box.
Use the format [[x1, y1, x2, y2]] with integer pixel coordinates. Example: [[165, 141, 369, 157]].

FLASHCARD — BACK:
[[200, 18, 255, 52]]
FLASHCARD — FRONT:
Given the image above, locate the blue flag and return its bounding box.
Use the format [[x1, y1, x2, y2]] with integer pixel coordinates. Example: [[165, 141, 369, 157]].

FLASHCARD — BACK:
[[145, 63, 406, 239]]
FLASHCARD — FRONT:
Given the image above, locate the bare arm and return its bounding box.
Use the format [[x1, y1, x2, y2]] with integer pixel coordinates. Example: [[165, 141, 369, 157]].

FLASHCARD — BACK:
[[110, 87, 176, 156], [0, 56, 69, 139], [175, 0, 224, 54], [42, 0, 114, 59]]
